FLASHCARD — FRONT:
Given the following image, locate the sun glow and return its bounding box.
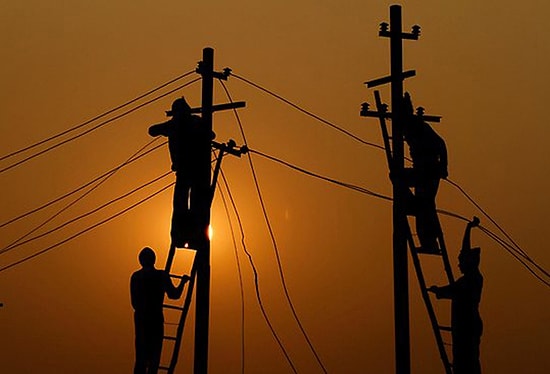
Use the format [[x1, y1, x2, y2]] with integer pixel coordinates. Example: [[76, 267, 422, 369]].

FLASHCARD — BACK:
[[208, 225, 214, 240]]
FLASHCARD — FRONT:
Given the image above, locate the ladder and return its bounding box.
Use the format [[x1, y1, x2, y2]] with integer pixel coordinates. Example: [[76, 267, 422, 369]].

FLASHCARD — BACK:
[[405, 210, 454, 374], [368, 90, 455, 373], [156, 139, 247, 373], [158, 243, 197, 373]]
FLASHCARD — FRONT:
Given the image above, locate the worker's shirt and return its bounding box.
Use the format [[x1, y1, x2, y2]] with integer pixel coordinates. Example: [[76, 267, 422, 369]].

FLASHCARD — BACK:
[[438, 271, 483, 337], [406, 119, 448, 179], [148, 115, 212, 179], [130, 268, 180, 322]]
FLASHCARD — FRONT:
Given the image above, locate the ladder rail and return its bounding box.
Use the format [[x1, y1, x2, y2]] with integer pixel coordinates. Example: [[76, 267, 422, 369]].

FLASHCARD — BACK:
[[369, 89, 455, 373], [167, 257, 198, 374], [405, 225, 453, 374], [157, 244, 198, 373], [435, 220, 455, 285]]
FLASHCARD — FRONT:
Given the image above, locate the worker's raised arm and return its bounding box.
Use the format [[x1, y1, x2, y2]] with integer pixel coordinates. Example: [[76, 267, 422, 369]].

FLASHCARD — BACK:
[[462, 216, 480, 252], [148, 120, 172, 137]]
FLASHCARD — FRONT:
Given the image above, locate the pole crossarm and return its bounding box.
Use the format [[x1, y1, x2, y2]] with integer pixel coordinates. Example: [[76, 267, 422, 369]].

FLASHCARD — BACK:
[[360, 103, 442, 123], [212, 140, 248, 158], [189, 101, 246, 114], [379, 22, 421, 40], [365, 70, 416, 88]]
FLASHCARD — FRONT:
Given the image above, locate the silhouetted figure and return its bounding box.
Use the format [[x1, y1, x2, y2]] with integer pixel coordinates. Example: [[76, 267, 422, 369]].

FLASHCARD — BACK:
[[148, 97, 214, 248], [403, 92, 448, 253], [429, 217, 483, 374], [130, 247, 190, 374]]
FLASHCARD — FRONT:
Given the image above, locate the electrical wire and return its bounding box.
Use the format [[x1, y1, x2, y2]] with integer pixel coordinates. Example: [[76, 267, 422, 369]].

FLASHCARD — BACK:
[[0, 77, 200, 175], [219, 169, 298, 374], [2, 137, 162, 251], [231, 72, 384, 152], [216, 177, 246, 374], [445, 178, 533, 261], [0, 140, 167, 229], [248, 147, 550, 289], [0, 171, 172, 255], [0, 70, 195, 163], [225, 74, 549, 288], [219, 79, 329, 374], [0, 182, 174, 273], [250, 148, 392, 203], [479, 226, 550, 287]]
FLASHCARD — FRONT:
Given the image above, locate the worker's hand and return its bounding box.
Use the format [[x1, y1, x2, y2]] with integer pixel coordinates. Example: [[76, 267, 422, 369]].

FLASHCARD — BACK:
[[427, 286, 439, 294], [181, 274, 191, 282], [439, 167, 448, 179], [469, 216, 480, 227]]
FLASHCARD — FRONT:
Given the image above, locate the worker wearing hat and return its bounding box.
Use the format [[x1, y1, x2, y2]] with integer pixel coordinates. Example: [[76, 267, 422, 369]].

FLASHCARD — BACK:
[[429, 217, 483, 374], [149, 97, 214, 248]]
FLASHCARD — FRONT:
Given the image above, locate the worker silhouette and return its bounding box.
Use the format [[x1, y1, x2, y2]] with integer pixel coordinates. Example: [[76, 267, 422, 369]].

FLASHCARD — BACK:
[[429, 217, 483, 374], [149, 97, 214, 248], [403, 92, 448, 253], [130, 247, 190, 374]]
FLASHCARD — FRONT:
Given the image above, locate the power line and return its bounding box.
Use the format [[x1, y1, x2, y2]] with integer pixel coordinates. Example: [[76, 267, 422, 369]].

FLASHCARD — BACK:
[[219, 169, 298, 374], [0, 182, 174, 273], [248, 148, 550, 289], [225, 74, 548, 288], [0, 140, 167, 229], [0, 171, 172, 256], [479, 226, 550, 287], [444, 178, 531, 260], [0, 77, 200, 175], [231, 72, 384, 152], [1, 137, 162, 251], [219, 80, 329, 374], [0, 70, 196, 163], [216, 176, 246, 374], [250, 148, 392, 202]]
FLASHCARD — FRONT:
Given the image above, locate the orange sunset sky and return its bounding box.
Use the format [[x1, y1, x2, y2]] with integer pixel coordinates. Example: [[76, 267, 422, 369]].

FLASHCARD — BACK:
[[1, 1, 549, 373]]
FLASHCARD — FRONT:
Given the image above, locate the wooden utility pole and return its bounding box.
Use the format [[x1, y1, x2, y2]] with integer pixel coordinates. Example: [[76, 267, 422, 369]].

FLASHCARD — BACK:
[[193, 47, 245, 374], [194, 46, 214, 374], [362, 5, 421, 374]]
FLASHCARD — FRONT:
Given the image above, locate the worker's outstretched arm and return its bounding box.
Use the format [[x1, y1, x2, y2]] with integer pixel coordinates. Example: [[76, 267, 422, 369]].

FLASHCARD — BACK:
[[462, 216, 480, 252], [165, 273, 190, 299], [428, 284, 454, 299], [148, 120, 172, 137]]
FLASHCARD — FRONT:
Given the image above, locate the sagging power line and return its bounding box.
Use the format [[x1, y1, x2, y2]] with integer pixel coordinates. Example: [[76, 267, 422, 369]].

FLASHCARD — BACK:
[[0, 76, 200, 175]]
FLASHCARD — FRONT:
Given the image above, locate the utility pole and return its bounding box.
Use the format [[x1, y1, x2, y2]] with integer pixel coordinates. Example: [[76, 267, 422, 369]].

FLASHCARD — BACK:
[[194, 46, 214, 374], [362, 5, 420, 374], [193, 47, 245, 374]]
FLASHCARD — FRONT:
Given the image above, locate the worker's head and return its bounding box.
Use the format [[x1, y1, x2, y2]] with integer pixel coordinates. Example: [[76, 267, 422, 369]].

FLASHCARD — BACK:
[[458, 247, 480, 274], [166, 97, 191, 117], [139, 247, 156, 268]]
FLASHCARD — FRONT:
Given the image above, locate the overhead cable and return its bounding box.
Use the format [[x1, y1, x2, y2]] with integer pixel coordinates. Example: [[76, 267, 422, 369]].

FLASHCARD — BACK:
[[219, 170, 298, 373], [219, 79, 329, 374], [0, 182, 174, 273], [0, 70, 195, 162], [0, 77, 200, 175]]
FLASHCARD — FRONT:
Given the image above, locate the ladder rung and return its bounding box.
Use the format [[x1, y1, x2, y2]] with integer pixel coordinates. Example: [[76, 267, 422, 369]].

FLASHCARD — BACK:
[[164, 335, 177, 341], [158, 366, 170, 371], [439, 325, 452, 332], [415, 247, 442, 255], [163, 304, 184, 311]]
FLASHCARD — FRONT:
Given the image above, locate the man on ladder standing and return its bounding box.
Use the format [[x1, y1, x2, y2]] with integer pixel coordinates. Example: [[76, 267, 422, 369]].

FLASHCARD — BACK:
[[148, 97, 214, 248], [402, 92, 448, 253], [429, 217, 483, 374], [131, 247, 190, 374]]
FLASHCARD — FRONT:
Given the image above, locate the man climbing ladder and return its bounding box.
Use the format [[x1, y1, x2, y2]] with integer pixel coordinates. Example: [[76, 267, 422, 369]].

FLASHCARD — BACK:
[[429, 217, 483, 374]]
